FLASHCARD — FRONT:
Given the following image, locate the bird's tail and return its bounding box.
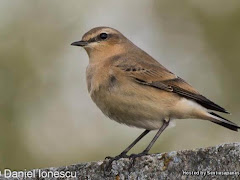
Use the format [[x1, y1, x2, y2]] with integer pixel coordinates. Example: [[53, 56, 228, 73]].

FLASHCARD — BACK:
[[208, 112, 240, 132]]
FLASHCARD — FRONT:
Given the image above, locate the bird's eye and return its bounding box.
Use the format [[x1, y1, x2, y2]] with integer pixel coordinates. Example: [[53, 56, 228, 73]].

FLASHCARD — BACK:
[[99, 33, 108, 40]]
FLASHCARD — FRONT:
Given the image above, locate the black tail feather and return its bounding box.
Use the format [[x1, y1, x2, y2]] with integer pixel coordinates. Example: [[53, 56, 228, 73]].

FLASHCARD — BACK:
[[209, 112, 240, 132], [212, 121, 239, 131]]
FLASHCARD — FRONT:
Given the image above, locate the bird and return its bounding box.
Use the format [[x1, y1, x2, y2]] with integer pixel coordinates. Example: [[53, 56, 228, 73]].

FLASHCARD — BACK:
[[71, 26, 239, 162]]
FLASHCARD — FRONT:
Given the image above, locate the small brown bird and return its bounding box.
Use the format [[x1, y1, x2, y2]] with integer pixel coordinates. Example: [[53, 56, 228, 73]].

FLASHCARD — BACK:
[[71, 27, 239, 161]]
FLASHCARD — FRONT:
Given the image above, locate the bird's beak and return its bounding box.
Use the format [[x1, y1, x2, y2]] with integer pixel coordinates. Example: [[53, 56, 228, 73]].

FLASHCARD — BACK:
[[71, 40, 88, 47]]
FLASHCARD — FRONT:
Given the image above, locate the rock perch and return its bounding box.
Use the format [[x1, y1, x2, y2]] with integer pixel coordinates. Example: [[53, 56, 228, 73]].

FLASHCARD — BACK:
[[0, 143, 240, 179]]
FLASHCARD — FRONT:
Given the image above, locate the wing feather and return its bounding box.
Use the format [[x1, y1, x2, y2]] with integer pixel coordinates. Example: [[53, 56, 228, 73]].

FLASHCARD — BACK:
[[114, 57, 229, 114]]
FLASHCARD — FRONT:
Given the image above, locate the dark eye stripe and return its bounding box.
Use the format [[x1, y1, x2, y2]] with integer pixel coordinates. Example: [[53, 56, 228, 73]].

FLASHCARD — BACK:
[[88, 37, 97, 43], [87, 33, 112, 43]]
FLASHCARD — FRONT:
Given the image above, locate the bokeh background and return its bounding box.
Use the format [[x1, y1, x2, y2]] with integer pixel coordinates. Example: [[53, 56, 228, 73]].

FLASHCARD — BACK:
[[1, 0, 240, 170]]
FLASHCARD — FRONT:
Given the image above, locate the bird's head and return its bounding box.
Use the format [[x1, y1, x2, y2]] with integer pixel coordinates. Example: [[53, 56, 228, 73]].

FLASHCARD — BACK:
[[71, 27, 130, 61]]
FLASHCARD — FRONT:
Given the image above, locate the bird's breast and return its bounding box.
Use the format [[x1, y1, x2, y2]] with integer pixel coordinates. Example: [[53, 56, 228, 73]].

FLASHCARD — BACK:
[[86, 63, 117, 95], [86, 67, 172, 129]]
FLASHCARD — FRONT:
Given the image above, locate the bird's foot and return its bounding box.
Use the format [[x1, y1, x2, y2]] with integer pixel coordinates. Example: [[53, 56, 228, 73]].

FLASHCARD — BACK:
[[105, 153, 129, 170], [128, 151, 149, 168], [105, 153, 129, 160], [129, 151, 149, 159]]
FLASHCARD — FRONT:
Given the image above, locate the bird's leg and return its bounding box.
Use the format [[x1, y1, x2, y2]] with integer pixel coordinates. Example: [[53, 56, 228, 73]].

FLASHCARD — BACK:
[[106, 129, 150, 160], [105, 129, 150, 169], [130, 120, 169, 160]]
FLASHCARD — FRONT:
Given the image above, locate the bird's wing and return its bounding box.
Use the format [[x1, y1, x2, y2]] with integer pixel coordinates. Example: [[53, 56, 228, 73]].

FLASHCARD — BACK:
[[114, 58, 229, 114]]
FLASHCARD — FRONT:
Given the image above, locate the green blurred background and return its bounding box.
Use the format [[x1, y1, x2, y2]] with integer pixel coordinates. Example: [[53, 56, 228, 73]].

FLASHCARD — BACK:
[[0, 0, 240, 170]]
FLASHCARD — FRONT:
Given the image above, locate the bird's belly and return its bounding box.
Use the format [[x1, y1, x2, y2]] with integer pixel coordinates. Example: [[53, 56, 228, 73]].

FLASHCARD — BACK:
[[90, 85, 175, 130]]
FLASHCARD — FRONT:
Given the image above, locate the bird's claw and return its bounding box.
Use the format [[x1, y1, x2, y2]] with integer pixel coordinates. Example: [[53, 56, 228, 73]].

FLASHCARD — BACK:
[[128, 151, 149, 168], [129, 151, 148, 160], [105, 156, 113, 160], [105, 153, 129, 170]]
